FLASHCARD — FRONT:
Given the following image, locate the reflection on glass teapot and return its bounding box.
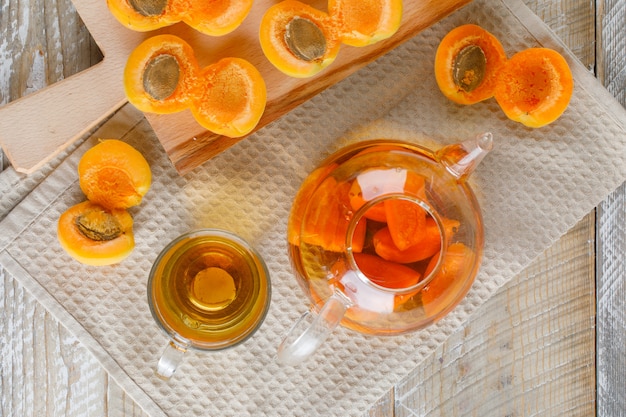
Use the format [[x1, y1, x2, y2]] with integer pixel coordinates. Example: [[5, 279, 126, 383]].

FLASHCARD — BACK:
[[278, 133, 493, 365]]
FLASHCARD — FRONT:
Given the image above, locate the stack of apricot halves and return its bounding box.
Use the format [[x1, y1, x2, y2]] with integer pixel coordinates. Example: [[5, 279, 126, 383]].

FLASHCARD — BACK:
[[260, 0, 403, 78], [57, 140, 152, 266], [435, 24, 574, 128]]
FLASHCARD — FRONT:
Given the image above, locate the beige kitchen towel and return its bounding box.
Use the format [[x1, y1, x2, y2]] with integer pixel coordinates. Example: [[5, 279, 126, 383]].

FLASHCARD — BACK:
[[1, 0, 625, 416]]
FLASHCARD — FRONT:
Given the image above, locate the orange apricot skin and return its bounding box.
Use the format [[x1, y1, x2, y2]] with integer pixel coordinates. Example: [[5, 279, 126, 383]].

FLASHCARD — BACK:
[[372, 219, 441, 264], [435, 24, 507, 105], [124, 35, 199, 115], [78, 139, 151, 210], [329, 0, 403, 47], [184, 0, 253, 36], [57, 201, 135, 266], [493, 48, 573, 128], [353, 253, 421, 289], [190, 57, 267, 138], [106, 0, 178, 32], [259, 0, 342, 78], [107, 0, 252, 35]]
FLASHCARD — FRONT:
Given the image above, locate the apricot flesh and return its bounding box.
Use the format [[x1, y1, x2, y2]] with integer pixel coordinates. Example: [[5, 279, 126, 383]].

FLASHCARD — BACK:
[[78, 139, 152, 210], [494, 48, 573, 128], [57, 201, 135, 266], [435, 24, 507, 104]]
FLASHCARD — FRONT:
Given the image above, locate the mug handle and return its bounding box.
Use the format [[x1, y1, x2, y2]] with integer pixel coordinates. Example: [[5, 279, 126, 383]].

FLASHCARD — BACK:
[[277, 291, 350, 365], [156, 341, 188, 380]]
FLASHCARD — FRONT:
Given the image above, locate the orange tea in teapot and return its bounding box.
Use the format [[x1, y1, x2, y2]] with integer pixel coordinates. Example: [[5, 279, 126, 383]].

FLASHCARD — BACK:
[[285, 136, 490, 342]]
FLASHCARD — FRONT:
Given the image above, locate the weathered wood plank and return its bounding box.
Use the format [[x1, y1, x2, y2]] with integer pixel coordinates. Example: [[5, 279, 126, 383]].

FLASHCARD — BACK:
[[594, 1, 625, 416], [393, 214, 596, 417]]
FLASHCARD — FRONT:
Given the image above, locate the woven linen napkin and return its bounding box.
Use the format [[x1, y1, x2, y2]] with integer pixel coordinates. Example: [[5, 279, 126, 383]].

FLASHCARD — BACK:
[[1, 0, 626, 415]]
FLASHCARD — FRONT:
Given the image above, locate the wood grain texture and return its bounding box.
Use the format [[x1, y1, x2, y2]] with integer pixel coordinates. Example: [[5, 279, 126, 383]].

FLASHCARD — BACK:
[[596, 1, 626, 414]]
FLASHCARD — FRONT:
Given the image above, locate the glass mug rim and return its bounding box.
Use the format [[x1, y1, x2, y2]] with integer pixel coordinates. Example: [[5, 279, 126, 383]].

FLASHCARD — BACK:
[[147, 228, 271, 352]]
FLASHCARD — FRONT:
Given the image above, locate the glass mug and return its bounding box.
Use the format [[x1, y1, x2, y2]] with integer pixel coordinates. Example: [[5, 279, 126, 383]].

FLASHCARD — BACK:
[[147, 229, 271, 379]]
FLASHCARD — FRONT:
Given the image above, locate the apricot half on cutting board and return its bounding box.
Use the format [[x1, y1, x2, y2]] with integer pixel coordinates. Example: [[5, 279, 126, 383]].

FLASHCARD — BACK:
[[259, 0, 402, 78], [124, 35, 267, 138], [106, 0, 253, 36]]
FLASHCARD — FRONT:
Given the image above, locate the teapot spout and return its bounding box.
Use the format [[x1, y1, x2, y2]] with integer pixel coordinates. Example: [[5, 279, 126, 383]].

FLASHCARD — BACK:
[[436, 132, 493, 180]]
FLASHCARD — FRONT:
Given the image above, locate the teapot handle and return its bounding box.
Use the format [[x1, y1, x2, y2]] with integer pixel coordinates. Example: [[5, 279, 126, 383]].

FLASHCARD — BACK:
[[277, 291, 350, 365]]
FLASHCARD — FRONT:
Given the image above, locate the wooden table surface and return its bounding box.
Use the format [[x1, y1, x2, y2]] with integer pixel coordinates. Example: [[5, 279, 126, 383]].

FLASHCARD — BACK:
[[1, 1, 624, 416]]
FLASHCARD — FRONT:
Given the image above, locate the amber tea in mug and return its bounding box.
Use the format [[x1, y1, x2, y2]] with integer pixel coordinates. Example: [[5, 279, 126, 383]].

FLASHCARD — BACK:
[[148, 229, 271, 378]]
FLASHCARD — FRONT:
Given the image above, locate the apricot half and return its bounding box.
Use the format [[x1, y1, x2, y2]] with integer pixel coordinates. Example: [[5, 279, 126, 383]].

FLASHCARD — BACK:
[[78, 139, 152, 210], [434, 24, 507, 104], [124, 34, 200, 114], [125, 35, 267, 137], [493, 48, 573, 128], [259, 0, 341, 78], [190, 57, 267, 138], [57, 201, 135, 266], [329, 0, 403, 47], [106, 0, 253, 36]]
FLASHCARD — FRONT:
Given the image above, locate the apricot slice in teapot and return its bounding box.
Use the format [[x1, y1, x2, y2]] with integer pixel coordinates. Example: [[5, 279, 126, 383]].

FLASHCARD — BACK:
[[435, 24, 507, 104], [372, 217, 441, 264], [348, 181, 388, 223], [353, 253, 421, 290], [57, 201, 135, 266], [78, 139, 152, 210], [300, 177, 366, 253], [493, 48, 573, 128], [184, 0, 254, 36], [259, 0, 341, 78], [329, 0, 403, 47], [124, 34, 199, 114], [189, 57, 267, 138], [421, 242, 475, 315], [288, 163, 339, 246]]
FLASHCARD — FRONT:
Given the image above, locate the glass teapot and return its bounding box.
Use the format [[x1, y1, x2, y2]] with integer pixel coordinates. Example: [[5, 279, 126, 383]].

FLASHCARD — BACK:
[[278, 133, 493, 365]]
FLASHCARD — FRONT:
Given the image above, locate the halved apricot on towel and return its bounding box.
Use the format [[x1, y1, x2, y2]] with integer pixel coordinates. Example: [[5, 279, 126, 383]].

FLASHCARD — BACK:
[[329, 0, 402, 47], [259, 0, 342, 78], [189, 57, 267, 138], [78, 139, 152, 210], [493, 47, 573, 128], [124, 34, 200, 114], [57, 201, 135, 266], [435, 24, 507, 104]]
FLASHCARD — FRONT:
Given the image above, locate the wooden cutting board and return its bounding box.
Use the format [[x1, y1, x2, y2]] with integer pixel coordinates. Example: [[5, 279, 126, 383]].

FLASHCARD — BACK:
[[0, 0, 471, 175]]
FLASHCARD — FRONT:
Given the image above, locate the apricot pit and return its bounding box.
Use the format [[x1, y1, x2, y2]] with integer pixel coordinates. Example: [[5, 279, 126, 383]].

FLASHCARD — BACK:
[[57, 201, 135, 266], [435, 24, 507, 105]]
